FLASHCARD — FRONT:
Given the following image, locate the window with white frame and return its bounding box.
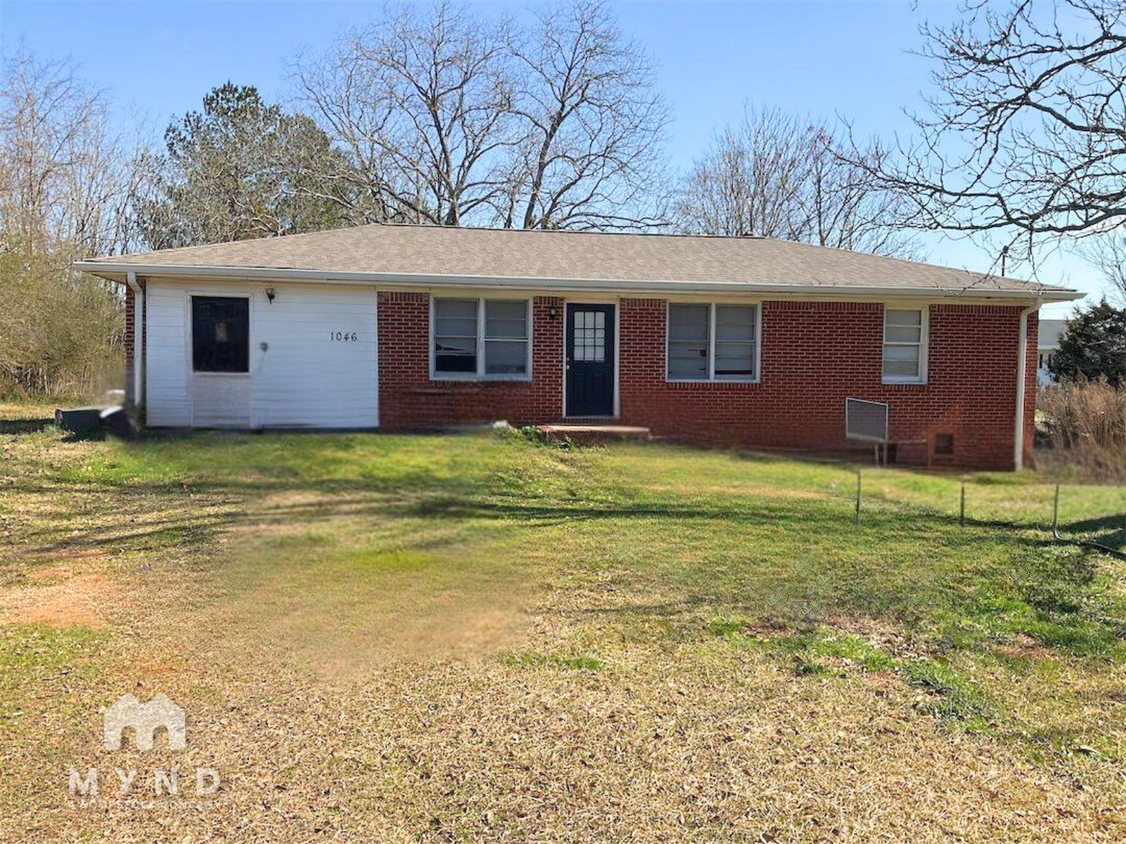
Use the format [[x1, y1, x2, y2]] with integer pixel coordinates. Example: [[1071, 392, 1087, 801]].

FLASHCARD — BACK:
[[882, 308, 926, 383], [433, 297, 530, 378], [667, 303, 758, 381]]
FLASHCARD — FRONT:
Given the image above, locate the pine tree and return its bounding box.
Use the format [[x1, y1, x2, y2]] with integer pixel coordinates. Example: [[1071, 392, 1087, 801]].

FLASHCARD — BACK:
[[1049, 301, 1126, 387]]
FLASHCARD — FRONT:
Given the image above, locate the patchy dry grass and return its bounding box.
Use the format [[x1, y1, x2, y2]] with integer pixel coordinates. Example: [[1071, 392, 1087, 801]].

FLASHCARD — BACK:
[[0, 418, 1124, 841]]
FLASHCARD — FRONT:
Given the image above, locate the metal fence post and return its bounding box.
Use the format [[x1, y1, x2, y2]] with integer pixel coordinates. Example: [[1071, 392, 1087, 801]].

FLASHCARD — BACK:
[[960, 482, 966, 528], [855, 469, 862, 525], [1052, 483, 1060, 536]]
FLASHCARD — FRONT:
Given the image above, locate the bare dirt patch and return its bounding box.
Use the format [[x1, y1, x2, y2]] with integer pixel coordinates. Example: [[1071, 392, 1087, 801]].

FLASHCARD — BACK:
[[0, 570, 117, 627]]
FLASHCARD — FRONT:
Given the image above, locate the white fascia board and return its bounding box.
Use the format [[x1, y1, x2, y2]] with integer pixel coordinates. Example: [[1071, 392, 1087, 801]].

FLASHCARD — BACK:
[[72, 261, 1084, 303]]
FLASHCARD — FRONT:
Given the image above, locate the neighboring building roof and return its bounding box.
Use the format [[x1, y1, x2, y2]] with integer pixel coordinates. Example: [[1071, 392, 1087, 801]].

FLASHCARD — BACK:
[[76, 224, 1082, 302], [1037, 318, 1069, 349]]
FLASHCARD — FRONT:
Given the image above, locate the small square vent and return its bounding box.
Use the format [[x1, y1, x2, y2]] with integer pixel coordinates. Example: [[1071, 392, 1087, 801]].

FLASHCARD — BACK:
[[934, 433, 955, 456]]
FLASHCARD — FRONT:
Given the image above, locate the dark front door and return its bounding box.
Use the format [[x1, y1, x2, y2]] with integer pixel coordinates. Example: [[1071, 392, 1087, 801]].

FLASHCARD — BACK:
[[565, 304, 615, 417]]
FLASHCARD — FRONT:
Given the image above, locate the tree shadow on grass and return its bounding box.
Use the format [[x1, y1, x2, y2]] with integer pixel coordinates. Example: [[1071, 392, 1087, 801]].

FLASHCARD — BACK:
[[10, 467, 1064, 559], [1061, 513, 1126, 550]]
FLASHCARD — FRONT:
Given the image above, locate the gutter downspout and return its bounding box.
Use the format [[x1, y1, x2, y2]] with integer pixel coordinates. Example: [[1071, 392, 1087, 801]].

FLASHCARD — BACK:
[[1013, 297, 1040, 471], [126, 271, 144, 410]]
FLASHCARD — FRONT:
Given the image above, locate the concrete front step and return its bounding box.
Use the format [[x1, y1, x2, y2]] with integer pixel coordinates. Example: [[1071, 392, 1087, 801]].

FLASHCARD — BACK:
[[537, 423, 651, 444]]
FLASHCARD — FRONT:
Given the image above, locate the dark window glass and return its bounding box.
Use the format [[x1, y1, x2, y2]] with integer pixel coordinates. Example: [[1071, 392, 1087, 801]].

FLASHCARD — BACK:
[[192, 296, 249, 373], [433, 298, 478, 373]]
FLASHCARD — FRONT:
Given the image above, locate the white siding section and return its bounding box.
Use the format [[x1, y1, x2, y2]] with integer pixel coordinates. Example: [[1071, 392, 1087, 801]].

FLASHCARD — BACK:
[[142, 278, 378, 429], [192, 374, 251, 428], [145, 283, 192, 426], [251, 283, 378, 428]]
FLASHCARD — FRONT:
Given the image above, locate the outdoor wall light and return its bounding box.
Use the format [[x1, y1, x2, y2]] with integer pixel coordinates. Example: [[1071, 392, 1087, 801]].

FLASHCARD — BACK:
[[265, 287, 276, 303], [548, 304, 558, 320]]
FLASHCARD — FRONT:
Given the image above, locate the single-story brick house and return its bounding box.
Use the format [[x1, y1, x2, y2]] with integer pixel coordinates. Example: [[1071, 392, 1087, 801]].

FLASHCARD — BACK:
[[76, 224, 1080, 470]]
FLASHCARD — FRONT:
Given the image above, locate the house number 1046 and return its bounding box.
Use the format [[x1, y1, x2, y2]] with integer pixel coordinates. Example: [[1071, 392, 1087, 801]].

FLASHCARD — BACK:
[[330, 331, 358, 341]]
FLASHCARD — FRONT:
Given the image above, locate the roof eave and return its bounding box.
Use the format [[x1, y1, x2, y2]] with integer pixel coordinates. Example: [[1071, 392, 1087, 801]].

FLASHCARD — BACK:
[[73, 260, 1084, 303]]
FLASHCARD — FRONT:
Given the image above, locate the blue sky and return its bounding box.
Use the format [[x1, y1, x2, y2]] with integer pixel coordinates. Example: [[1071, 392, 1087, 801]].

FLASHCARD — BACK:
[[1, 0, 1107, 314]]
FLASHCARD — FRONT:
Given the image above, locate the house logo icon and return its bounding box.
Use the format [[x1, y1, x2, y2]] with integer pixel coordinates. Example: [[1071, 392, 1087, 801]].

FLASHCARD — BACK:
[[103, 693, 186, 751]]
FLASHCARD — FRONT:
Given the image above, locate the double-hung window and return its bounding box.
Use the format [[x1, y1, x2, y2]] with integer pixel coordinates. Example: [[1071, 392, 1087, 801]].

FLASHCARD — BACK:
[[882, 308, 927, 383], [432, 297, 531, 379], [667, 303, 759, 381]]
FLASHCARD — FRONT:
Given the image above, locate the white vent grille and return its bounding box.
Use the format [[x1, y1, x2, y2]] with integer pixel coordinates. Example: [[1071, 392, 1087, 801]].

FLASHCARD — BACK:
[[845, 398, 889, 443]]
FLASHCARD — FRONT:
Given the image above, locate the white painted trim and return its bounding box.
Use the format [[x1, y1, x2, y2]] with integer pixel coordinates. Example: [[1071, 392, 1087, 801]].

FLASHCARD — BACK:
[[429, 294, 533, 382], [1014, 301, 1039, 471], [562, 300, 620, 419], [372, 287, 380, 428], [126, 272, 144, 407], [881, 306, 929, 385], [74, 261, 1083, 303], [665, 302, 761, 384]]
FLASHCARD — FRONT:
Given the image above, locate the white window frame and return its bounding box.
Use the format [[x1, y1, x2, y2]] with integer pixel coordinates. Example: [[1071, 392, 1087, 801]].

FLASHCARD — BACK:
[[665, 301, 761, 383], [430, 295, 533, 381], [187, 292, 253, 378], [882, 306, 929, 385]]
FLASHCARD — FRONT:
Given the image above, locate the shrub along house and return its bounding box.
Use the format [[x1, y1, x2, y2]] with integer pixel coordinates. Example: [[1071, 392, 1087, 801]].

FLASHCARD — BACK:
[[76, 224, 1080, 470]]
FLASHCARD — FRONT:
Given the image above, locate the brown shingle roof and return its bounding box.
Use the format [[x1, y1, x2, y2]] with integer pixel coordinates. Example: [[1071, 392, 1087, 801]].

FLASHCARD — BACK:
[[76, 223, 1080, 301]]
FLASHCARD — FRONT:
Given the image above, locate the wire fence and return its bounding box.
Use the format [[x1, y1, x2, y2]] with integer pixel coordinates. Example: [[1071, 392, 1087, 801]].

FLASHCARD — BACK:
[[848, 467, 1126, 560]]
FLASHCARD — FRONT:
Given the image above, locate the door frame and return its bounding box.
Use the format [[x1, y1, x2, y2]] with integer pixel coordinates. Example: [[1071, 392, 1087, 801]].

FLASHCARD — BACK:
[[561, 299, 619, 419]]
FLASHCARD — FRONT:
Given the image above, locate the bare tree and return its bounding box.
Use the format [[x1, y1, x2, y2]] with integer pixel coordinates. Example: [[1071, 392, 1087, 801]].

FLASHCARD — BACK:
[[676, 106, 920, 257], [498, 0, 670, 230], [1080, 234, 1126, 304], [0, 47, 139, 257], [293, 0, 518, 226], [853, 0, 1126, 268], [676, 107, 810, 240], [808, 130, 922, 256], [293, 0, 669, 230], [0, 47, 136, 398]]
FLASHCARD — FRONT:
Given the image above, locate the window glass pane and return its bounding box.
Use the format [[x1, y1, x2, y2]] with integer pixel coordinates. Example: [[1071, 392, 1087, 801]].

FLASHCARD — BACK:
[[885, 325, 922, 343], [435, 298, 478, 338], [715, 344, 755, 378], [192, 296, 249, 373], [572, 310, 606, 363], [883, 339, 920, 378], [434, 298, 478, 373], [714, 305, 757, 379], [883, 344, 920, 362], [485, 340, 527, 374], [667, 304, 709, 379], [883, 358, 920, 378], [668, 304, 709, 342], [435, 299, 476, 320], [435, 338, 477, 373], [715, 306, 757, 342], [886, 309, 922, 327], [485, 300, 527, 339], [668, 342, 708, 378], [436, 317, 477, 337]]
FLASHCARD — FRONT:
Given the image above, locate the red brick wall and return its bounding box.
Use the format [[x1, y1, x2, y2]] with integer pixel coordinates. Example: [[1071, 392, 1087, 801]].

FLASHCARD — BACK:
[[124, 285, 135, 404], [372, 294, 1037, 470], [123, 281, 146, 406], [377, 292, 566, 428]]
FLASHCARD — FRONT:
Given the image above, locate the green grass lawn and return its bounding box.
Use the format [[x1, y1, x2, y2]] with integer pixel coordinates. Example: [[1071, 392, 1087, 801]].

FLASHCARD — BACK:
[[1, 419, 1124, 841]]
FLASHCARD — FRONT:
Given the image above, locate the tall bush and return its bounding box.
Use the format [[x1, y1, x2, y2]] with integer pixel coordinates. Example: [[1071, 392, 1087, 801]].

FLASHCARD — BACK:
[[1037, 377, 1126, 481]]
